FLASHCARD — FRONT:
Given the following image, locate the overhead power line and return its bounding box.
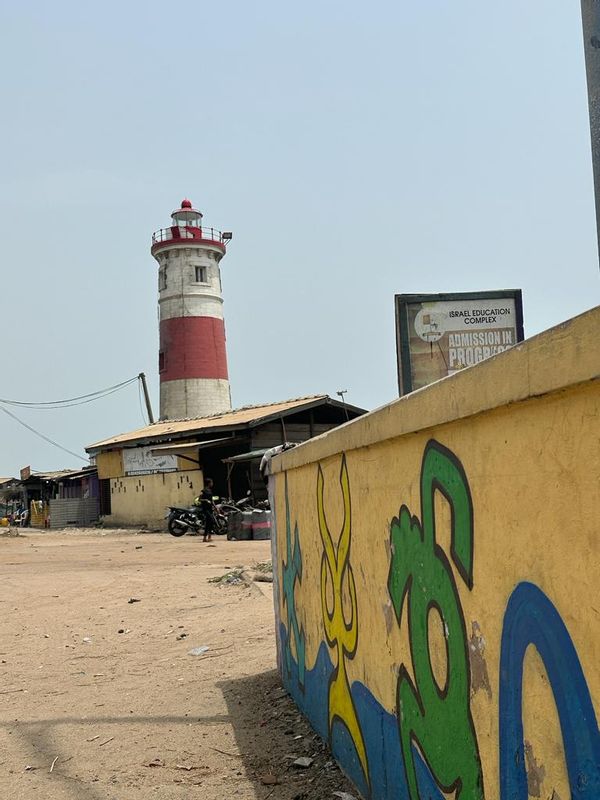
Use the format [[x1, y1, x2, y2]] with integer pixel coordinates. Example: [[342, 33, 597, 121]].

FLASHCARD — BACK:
[[0, 375, 139, 409], [0, 374, 153, 464], [0, 405, 88, 463]]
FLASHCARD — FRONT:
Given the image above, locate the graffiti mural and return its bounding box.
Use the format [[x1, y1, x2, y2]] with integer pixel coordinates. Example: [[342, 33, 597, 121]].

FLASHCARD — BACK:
[[499, 582, 600, 800], [282, 473, 305, 688], [317, 456, 369, 790], [387, 440, 484, 799], [275, 433, 600, 800]]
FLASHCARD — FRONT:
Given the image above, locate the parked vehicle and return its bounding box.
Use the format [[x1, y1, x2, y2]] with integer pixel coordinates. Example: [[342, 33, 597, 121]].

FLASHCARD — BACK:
[[216, 491, 254, 517], [166, 505, 227, 537], [166, 490, 270, 538]]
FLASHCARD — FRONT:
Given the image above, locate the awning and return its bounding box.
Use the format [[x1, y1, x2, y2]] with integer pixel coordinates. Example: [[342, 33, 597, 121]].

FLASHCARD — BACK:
[[149, 438, 235, 458], [222, 449, 269, 464]]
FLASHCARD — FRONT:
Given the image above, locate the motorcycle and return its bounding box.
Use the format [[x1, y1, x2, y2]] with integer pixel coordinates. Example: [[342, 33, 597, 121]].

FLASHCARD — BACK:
[[215, 491, 254, 517], [166, 505, 227, 537]]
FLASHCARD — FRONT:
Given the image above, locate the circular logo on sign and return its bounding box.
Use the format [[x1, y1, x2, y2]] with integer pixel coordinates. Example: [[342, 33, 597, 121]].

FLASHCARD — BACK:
[[414, 309, 445, 342]]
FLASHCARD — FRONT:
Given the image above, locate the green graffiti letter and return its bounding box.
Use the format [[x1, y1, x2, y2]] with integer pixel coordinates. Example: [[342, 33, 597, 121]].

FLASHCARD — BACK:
[[387, 440, 483, 799]]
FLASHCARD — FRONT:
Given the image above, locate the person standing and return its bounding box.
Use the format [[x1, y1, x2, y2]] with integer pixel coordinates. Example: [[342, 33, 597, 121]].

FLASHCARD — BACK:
[[198, 478, 216, 543]]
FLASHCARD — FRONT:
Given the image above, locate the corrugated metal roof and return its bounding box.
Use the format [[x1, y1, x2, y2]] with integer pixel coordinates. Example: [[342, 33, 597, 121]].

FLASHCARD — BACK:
[[86, 395, 330, 451], [25, 470, 76, 481], [56, 467, 98, 482], [20, 468, 96, 483]]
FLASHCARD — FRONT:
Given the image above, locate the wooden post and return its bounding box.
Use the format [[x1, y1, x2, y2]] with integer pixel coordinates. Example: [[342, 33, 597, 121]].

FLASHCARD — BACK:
[[138, 373, 155, 424]]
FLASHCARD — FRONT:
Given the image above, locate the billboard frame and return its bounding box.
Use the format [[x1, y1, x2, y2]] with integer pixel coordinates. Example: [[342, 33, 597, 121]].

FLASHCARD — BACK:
[[395, 289, 524, 395]]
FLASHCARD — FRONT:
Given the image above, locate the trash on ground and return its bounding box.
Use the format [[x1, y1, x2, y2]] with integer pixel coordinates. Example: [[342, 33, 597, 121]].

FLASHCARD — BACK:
[[208, 569, 244, 585], [293, 757, 314, 768], [145, 758, 164, 768], [188, 646, 209, 656], [128, 598, 141, 604]]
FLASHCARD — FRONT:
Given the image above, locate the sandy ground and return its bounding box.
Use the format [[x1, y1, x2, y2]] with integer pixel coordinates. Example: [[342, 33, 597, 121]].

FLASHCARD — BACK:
[[0, 529, 356, 800]]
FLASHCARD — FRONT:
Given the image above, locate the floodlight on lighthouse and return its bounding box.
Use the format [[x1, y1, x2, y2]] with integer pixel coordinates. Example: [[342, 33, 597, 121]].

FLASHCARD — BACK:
[[222, 232, 233, 241]]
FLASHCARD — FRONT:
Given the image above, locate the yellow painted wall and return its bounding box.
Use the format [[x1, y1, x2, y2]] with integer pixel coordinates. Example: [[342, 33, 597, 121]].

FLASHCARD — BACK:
[[96, 444, 198, 480], [95, 443, 203, 527], [105, 469, 202, 528], [96, 449, 123, 479], [271, 307, 600, 800]]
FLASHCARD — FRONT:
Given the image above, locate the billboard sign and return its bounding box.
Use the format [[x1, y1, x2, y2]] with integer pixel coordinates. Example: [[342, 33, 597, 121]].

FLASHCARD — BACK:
[[395, 290, 524, 395], [123, 446, 178, 476]]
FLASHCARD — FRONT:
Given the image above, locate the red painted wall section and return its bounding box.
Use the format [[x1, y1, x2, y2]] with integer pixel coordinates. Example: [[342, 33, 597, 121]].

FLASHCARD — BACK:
[[159, 317, 229, 382]]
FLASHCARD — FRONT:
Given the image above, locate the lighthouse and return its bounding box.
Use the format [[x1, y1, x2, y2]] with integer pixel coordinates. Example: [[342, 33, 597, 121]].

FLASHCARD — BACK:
[[151, 199, 232, 420]]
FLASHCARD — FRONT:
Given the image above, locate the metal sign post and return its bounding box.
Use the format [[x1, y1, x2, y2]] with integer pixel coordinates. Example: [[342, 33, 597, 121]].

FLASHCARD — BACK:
[[581, 1, 600, 265]]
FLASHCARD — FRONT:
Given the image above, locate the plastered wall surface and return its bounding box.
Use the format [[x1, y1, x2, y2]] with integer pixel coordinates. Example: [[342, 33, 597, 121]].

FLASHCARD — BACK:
[[106, 470, 201, 528], [96, 450, 123, 479], [159, 378, 231, 420], [271, 308, 600, 800]]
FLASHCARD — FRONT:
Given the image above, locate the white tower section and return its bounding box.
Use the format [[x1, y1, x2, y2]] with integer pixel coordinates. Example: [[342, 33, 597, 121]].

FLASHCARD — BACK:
[[151, 199, 232, 420]]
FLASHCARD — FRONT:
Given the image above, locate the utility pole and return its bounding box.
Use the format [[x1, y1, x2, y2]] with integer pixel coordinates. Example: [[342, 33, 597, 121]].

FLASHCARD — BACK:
[[581, 1, 600, 266], [138, 373, 155, 424]]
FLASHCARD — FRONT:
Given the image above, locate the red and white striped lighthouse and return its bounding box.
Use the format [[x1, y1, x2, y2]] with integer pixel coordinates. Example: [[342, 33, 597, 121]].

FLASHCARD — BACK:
[[151, 199, 232, 420]]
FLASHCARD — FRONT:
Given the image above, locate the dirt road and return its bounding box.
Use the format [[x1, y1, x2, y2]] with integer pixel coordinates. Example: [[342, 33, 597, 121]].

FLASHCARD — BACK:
[[0, 530, 355, 800]]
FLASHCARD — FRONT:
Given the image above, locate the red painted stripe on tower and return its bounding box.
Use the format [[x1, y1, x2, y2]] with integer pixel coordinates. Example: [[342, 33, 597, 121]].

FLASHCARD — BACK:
[[159, 317, 229, 382]]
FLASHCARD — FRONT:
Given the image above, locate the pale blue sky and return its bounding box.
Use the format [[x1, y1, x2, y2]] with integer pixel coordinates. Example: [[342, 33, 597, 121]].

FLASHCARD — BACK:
[[0, 1, 598, 475]]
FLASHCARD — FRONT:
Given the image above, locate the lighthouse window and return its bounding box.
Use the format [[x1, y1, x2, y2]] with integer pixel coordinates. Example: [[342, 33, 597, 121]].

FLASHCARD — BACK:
[[159, 351, 165, 372], [195, 266, 207, 283], [159, 269, 167, 290]]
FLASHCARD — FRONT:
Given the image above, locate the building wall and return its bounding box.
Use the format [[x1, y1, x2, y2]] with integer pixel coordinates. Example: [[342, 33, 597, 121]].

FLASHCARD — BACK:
[[58, 476, 99, 499], [270, 307, 600, 800], [105, 469, 201, 528], [96, 450, 123, 480], [95, 445, 202, 528], [49, 498, 99, 528], [251, 422, 334, 449]]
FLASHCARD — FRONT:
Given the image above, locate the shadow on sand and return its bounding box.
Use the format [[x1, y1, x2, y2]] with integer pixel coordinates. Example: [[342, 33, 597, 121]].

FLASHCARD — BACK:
[[218, 668, 358, 800]]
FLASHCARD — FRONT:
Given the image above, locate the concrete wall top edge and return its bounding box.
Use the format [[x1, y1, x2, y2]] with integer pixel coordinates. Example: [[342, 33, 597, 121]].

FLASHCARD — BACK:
[[272, 305, 600, 474]]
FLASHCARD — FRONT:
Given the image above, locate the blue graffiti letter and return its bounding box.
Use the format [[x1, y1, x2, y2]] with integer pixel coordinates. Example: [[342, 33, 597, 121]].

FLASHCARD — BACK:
[[499, 582, 600, 800]]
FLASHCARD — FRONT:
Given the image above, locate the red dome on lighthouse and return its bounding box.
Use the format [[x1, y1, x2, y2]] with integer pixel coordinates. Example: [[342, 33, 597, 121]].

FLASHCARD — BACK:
[[181, 198, 193, 209]]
